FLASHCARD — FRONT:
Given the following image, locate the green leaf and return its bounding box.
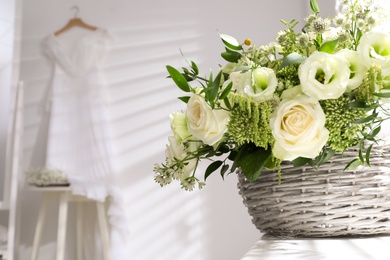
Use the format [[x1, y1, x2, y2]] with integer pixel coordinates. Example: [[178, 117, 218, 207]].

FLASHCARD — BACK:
[[182, 73, 195, 82], [356, 28, 363, 42], [292, 157, 312, 167], [320, 149, 335, 164], [228, 150, 238, 161], [223, 97, 232, 110], [239, 146, 272, 182], [234, 66, 252, 72], [178, 96, 190, 103], [310, 0, 320, 13], [218, 143, 230, 154], [280, 52, 305, 69], [220, 34, 243, 51], [220, 164, 230, 179], [370, 125, 381, 139], [190, 61, 199, 75], [205, 71, 222, 105], [221, 51, 242, 63], [372, 92, 390, 98], [166, 65, 191, 92], [264, 156, 276, 169], [344, 158, 362, 170], [366, 143, 373, 167], [346, 101, 371, 109], [352, 113, 378, 124], [205, 161, 223, 180], [359, 144, 364, 163], [319, 38, 339, 54], [312, 148, 335, 168], [219, 82, 232, 100]]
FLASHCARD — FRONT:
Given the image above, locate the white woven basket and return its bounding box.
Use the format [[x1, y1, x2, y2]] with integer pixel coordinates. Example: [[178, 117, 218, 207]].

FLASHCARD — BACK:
[[237, 144, 390, 237]]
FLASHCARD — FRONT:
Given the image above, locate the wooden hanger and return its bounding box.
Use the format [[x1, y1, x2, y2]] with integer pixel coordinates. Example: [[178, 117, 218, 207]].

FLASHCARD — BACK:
[[54, 6, 98, 36]]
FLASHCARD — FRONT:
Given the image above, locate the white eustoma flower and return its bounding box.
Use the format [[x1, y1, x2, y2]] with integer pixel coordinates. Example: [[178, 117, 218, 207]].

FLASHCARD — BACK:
[[186, 94, 230, 146], [299, 51, 350, 100], [357, 32, 390, 66], [229, 67, 277, 102], [270, 95, 329, 161], [335, 49, 368, 91]]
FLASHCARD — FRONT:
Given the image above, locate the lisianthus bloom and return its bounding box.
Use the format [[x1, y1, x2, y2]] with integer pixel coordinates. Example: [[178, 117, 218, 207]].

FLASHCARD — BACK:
[[227, 67, 277, 102], [186, 94, 230, 146], [357, 32, 390, 67], [299, 51, 350, 100], [270, 95, 329, 161], [335, 49, 368, 91]]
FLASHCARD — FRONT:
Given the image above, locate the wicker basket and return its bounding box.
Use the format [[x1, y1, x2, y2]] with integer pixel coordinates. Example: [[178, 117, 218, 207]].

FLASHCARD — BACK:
[[237, 144, 390, 237]]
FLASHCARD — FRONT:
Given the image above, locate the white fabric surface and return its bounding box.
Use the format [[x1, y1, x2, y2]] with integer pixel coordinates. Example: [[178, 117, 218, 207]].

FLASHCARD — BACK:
[[40, 28, 129, 259], [240, 233, 390, 260]]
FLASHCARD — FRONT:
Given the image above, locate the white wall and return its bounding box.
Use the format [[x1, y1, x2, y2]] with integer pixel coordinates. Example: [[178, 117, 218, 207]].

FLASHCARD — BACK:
[[17, 0, 335, 259]]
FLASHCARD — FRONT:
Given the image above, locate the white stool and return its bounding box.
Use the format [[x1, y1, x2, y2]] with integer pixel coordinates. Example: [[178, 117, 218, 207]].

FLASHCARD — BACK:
[[29, 186, 111, 260]]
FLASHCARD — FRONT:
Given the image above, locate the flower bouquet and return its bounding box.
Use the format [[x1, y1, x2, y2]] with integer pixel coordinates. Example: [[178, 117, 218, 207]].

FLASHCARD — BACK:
[[154, 0, 390, 236]]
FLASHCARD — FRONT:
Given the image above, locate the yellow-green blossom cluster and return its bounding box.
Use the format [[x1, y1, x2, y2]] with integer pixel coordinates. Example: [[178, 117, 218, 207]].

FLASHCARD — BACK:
[[227, 93, 274, 148], [321, 96, 366, 152]]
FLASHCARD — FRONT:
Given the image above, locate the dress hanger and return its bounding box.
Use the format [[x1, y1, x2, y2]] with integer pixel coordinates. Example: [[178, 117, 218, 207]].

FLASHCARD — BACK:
[[54, 6, 98, 36]]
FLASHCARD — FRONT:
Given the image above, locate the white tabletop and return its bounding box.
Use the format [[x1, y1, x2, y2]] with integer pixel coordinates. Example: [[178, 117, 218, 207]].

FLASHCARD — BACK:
[[240, 233, 390, 260]]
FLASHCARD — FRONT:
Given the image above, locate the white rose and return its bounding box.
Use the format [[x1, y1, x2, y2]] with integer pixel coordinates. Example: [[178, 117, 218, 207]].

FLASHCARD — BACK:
[[165, 136, 196, 179], [186, 94, 230, 146], [335, 49, 368, 91], [230, 67, 277, 102], [299, 51, 350, 100], [270, 95, 329, 161], [357, 32, 390, 67], [170, 111, 191, 142]]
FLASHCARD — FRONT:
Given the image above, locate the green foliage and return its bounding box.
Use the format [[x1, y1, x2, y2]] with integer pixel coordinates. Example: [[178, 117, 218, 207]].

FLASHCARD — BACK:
[[280, 52, 305, 69], [234, 143, 272, 182], [220, 34, 243, 51], [310, 0, 320, 13], [319, 38, 339, 54], [221, 48, 242, 63], [166, 65, 191, 92]]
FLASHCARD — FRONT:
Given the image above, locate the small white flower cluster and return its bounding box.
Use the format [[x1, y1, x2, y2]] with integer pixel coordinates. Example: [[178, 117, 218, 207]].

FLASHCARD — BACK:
[[26, 168, 69, 186], [154, 163, 205, 191]]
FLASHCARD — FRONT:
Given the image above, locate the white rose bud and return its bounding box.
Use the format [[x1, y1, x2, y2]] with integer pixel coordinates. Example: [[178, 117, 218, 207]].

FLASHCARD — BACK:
[[270, 95, 329, 161], [186, 94, 230, 146], [299, 51, 350, 100]]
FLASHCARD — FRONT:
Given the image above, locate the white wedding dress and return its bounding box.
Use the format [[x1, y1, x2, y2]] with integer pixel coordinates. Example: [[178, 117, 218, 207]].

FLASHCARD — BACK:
[[41, 28, 129, 259]]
